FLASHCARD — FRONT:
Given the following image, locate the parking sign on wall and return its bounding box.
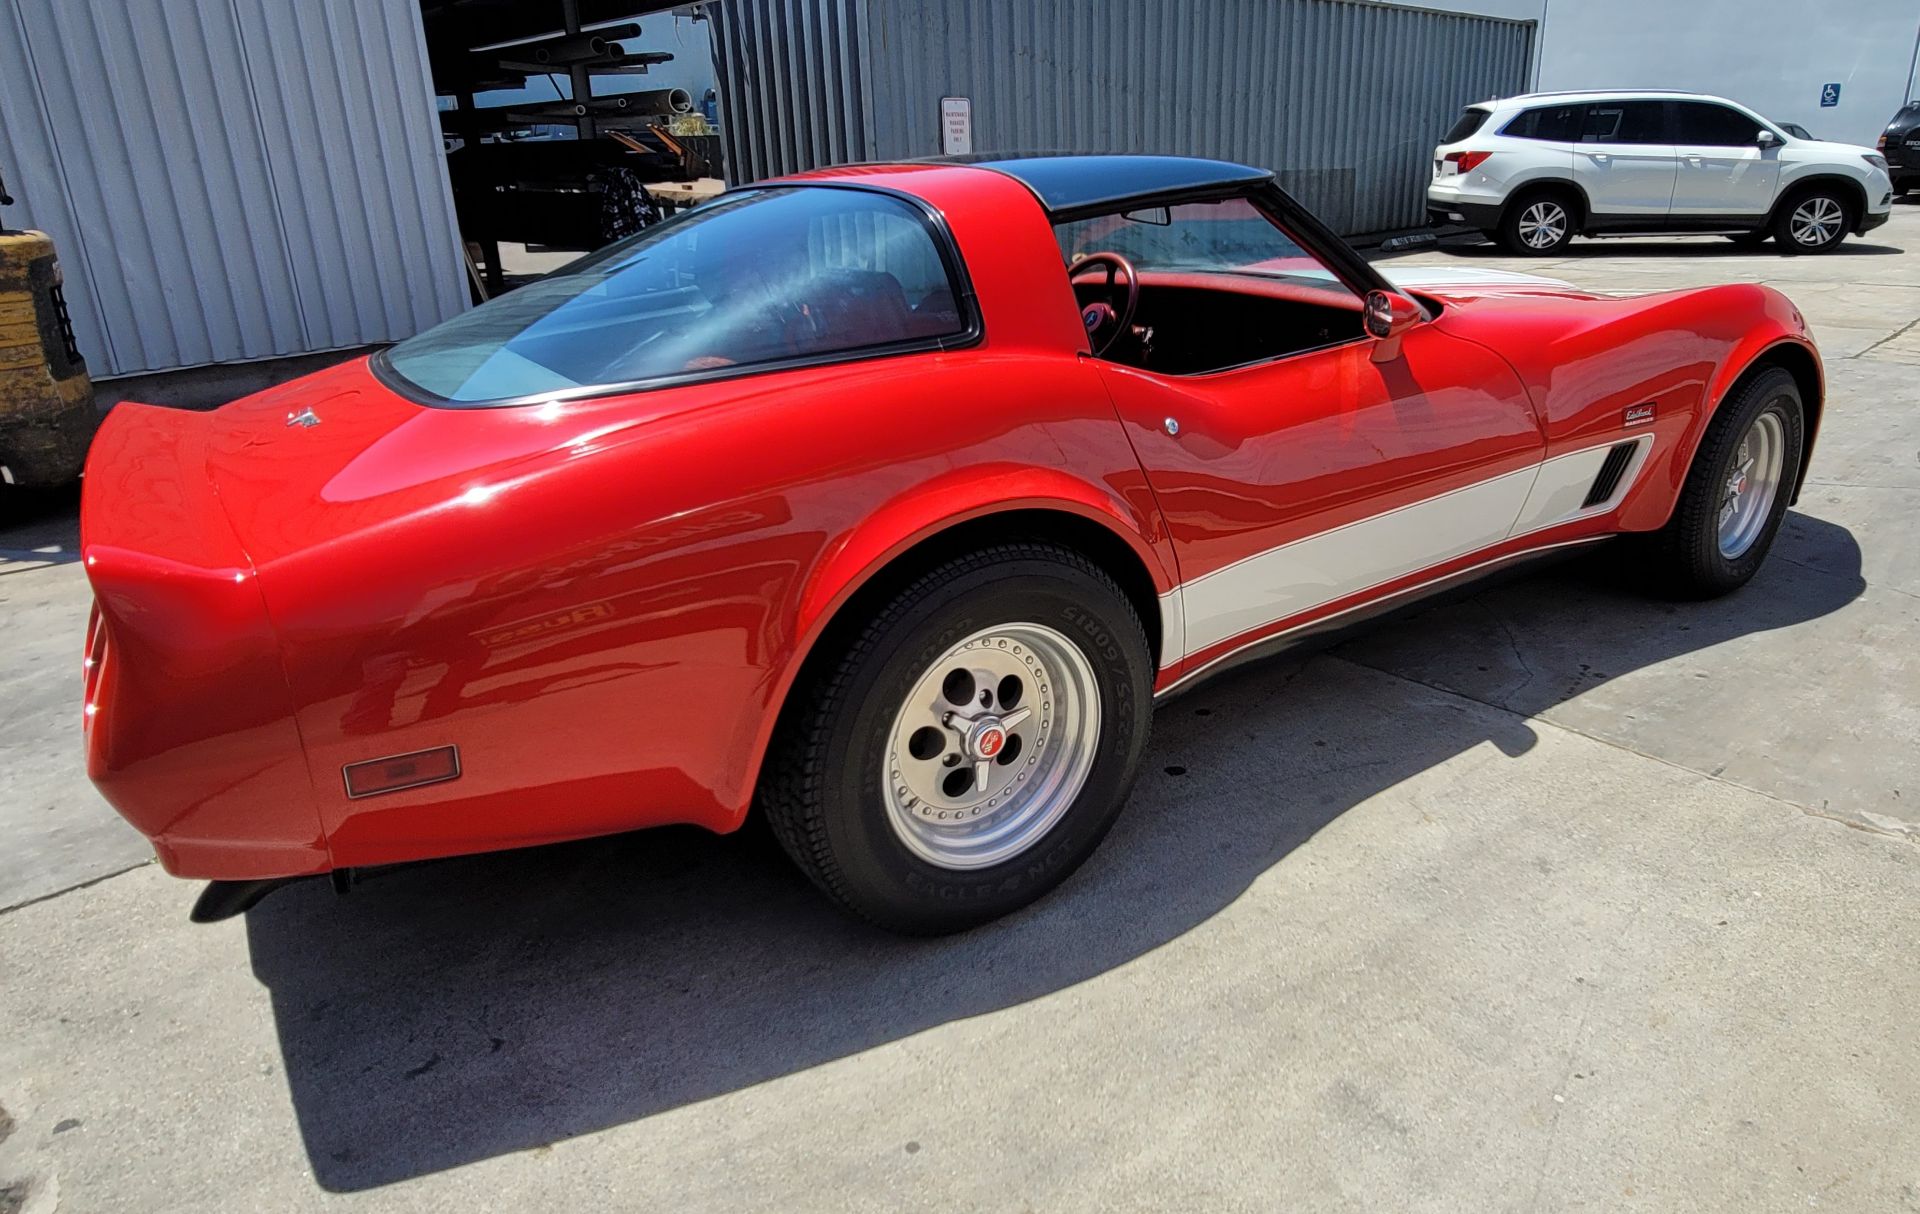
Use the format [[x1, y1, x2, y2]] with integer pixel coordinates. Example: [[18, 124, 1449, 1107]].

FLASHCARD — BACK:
[[1820, 82, 1841, 107]]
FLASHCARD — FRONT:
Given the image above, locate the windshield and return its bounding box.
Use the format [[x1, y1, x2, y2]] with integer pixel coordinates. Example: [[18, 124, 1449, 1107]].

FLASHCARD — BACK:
[[384, 187, 969, 405], [1053, 197, 1349, 294]]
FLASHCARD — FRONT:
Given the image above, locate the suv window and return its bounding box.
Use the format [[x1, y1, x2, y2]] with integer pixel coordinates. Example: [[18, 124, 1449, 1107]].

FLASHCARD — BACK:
[[1501, 104, 1582, 142], [1442, 108, 1490, 143], [384, 187, 969, 404], [1674, 101, 1766, 146], [1581, 100, 1669, 144]]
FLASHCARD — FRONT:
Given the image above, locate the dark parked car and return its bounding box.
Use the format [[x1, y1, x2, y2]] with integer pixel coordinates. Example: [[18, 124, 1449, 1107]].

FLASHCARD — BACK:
[[1882, 101, 1920, 196]]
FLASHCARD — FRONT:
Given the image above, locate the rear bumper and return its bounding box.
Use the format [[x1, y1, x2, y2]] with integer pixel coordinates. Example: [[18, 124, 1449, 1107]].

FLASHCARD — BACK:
[[1427, 198, 1505, 231], [81, 404, 331, 880]]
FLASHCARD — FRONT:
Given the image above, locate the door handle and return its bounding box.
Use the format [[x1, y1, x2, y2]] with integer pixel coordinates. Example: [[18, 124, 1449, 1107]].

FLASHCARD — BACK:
[[1589, 152, 1610, 163]]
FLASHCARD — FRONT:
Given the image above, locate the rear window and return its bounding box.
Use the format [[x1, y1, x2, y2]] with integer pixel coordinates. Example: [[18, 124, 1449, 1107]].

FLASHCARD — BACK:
[[1441, 108, 1490, 144], [1500, 104, 1582, 142], [383, 187, 971, 405]]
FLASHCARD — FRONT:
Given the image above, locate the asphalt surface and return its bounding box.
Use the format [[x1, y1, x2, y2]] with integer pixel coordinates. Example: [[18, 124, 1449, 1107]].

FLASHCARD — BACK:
[[1, 204, 1916, 1212]]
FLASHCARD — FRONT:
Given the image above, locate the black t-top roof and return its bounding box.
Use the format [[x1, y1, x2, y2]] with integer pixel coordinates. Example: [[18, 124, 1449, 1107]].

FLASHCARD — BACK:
[[927, 153, 1274, 216]]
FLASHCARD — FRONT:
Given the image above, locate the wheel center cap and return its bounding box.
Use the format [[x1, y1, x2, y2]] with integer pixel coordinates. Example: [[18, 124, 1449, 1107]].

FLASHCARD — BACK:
[[968, 721, 1008, 760]]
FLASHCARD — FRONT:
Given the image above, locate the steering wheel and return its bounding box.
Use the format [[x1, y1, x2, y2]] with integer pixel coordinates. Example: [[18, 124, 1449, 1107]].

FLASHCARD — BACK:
[[1068, 252, 1140, 357]]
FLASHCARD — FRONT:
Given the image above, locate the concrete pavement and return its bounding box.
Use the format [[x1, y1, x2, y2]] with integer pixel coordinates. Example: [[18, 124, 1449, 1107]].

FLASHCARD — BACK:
[[0, 485, 149, 912], [1, 203, 1917, 1212]]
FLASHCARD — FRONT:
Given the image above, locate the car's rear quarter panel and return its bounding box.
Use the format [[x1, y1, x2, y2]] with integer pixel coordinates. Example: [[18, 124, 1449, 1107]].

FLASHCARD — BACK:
[[258, 355, 1161, 869]]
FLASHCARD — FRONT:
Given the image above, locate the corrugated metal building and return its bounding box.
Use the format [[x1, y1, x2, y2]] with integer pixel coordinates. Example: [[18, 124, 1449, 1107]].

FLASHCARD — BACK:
[[712, 0, 1535, 234], [0, 0, 1534, 383], [0, 0, 467, 380]]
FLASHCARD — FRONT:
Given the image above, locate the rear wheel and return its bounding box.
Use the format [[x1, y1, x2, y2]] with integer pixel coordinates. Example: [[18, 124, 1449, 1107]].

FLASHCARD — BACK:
[[1499, 190, 1577, 254], [1642, 367, 1804, 598], [1773, 188, 1851, 253], [760, 544, 1153, 934]]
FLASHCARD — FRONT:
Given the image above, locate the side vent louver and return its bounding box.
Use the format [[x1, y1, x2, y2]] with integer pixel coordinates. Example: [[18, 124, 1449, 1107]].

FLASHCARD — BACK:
[[1582, 442, 1638, 509]]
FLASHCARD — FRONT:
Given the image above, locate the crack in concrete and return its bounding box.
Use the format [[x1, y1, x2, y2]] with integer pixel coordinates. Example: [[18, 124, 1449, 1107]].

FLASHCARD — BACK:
[[0, 859, 152, 918], [1769, 551, 1920, 605], [1855, 312, 1920, 357], [1799, 480, 1920, 494], [1331, 654, 1919, 849], [1475, 596, 1536, 701]]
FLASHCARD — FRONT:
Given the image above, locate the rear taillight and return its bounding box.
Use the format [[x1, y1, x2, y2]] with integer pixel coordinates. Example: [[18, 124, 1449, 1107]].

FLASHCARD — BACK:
[[83, 602, 106, 730], [1879, 134, 1890, 151], [1444, 151, 1492, 173]]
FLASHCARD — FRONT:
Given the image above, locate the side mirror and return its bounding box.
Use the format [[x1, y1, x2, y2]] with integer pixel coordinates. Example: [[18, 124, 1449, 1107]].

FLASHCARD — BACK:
[[1365, 290, 1422, 361], [1756, 129, 1778, 148]]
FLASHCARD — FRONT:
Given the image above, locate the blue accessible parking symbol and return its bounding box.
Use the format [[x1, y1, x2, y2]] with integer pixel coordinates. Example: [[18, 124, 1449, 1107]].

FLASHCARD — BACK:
[[1821, 82, 1842, 107]]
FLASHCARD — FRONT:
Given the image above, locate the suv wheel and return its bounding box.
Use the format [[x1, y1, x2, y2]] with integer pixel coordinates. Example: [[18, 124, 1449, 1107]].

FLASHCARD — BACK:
[[1499, 190, 1576, 254], [1773, 188, 1851, 253]]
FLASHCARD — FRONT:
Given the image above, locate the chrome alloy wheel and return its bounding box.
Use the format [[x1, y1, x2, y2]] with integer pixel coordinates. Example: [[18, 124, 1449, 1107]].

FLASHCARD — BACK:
[[1717, 410, 1786, 558], [1788, 196, 1844, 247], [882, 622, 1101, 870], [1518, 200, 1568, 249]]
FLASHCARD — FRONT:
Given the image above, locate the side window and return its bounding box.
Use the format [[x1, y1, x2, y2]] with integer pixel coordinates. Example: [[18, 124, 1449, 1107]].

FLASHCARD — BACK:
[[1581, 101, 1669, 144], [1053, 197, 1344, 297], [1674, 101, 1765, 147], [807, 204, 963, 330], [1502, 104, 1582, 142]]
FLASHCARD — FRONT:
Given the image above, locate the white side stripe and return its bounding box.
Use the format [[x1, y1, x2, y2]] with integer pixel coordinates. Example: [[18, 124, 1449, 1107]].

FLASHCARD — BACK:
[[1156, 536, 1609, 696], [1167, 436, 1654, 663], [1509, 434, 1654, 539]]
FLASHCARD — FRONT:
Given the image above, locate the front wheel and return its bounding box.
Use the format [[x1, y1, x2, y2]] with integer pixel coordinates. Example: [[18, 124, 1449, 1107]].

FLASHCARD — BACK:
[[1773, 189, 1851, 253], [760, 544, 1154, 934], [1642, 366, 1804, 598]]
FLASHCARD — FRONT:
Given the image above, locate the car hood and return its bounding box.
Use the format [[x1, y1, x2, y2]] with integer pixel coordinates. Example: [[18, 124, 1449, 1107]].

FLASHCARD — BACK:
[[1379, 265, 1592, 301], [1790, 138, 1881, 160]]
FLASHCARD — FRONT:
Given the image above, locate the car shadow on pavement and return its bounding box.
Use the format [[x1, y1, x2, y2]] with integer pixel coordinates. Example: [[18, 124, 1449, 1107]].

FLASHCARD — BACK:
[[0, 484, 82, 567], [1430, 238, 1906, 258], [246, 512, 1865, 1192]]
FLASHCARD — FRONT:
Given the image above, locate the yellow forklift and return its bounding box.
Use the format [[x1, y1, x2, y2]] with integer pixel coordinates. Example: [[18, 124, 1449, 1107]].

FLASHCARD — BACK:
[[0, 161, 96, 486]]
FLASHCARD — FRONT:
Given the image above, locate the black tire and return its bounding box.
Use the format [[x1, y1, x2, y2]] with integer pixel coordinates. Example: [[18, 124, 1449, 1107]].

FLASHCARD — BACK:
[[1643, 366, 1805, 599], [760, 544, 1154, 934], [1498, 189, 1577, 255], [1771, 186, 1852, 253]]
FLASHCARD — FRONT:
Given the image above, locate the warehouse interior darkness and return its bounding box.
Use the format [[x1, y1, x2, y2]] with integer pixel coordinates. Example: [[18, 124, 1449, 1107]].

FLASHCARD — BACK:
[[420, 0, 722, 300]]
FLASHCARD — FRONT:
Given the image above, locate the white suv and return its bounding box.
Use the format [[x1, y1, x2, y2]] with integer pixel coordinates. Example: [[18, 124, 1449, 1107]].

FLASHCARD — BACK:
[[1428, 90, 1894, 254]]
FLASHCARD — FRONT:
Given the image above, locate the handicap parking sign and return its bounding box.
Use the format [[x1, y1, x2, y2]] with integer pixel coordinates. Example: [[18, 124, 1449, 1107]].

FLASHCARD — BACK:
[[1821, 82, 1841, 107]]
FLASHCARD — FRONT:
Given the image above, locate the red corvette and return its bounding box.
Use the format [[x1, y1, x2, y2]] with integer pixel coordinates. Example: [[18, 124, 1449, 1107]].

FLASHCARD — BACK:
[[81, 154, 1820, 933]]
